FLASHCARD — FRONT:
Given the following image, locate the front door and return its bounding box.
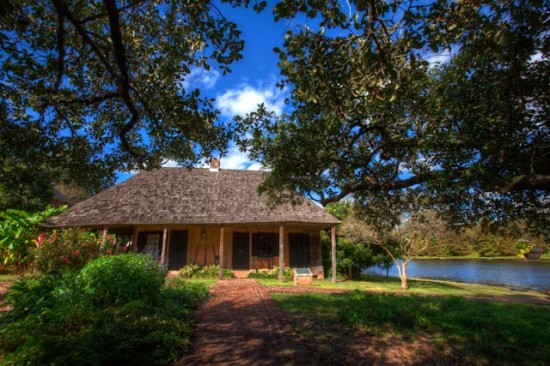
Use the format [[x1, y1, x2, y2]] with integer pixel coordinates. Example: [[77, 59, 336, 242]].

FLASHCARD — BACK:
[[232, 232, 250, 269], [289, 233, 311, 267], [169, 230, 188, 270]]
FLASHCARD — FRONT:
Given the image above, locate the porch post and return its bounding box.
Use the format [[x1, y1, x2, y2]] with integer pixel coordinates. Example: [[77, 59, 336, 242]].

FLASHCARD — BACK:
[[279, 224, 285, 281], [219, 226, 225, 280], [331, 226, 337, 283], [160, 227, 168, 266], [100, 227, 108, 249]]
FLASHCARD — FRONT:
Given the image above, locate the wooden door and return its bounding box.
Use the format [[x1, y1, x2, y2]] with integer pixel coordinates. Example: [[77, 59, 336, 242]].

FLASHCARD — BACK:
[[232, 232, 250, 269], [289, 233, 311, 267], [168, 230, 188, 270]]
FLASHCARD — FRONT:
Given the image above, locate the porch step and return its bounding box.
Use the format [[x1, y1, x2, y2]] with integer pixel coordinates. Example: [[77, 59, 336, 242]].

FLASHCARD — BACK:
[[232, 270, 250, 279]]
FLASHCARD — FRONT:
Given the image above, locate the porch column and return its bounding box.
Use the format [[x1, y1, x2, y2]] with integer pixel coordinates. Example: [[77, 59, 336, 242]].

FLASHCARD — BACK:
[[132, 228, 138, 253], [160, 227, 168, 266], [219, 226, 225, 280], [331, 226, 337, 283], [279, 224, 285, 281], [100, 227, 109, 249]]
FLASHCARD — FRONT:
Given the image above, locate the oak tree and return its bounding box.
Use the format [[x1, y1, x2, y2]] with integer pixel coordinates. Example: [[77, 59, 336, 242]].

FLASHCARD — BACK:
[[237, 0, 549, 232], [1, 0, 261, 207]]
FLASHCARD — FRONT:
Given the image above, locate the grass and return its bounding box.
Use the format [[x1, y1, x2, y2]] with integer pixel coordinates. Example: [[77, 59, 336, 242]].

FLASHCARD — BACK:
[[0, 274, 19, 282], [256, 274, 548, 300], [272, 291, 550, 365], [166, 277, 219, 288]]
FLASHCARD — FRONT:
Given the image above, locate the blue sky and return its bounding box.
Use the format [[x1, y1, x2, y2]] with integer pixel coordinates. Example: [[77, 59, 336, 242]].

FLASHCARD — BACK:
[[118, 2, 295, 182], [117, 1, 460, 183]]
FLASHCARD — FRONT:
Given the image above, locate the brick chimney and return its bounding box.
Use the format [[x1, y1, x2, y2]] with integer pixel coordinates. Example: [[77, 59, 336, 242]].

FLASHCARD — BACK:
[[209, 157, 220, 172]]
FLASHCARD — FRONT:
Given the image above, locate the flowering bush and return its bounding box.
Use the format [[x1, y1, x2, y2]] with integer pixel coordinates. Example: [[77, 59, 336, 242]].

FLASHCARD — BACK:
[[0, 205, 66, 273], [34, 228, 115, 274]]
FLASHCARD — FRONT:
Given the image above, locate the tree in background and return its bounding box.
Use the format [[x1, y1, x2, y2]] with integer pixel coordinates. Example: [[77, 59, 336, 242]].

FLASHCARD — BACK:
[[237, 0, 549, 234], [342, 210, 445, 289], [321, 202, 392, 280], [1, 0, 263, 209]]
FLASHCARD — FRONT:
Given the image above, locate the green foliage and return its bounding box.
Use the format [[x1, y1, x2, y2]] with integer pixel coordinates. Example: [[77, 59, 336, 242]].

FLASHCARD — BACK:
[[248, 266, 293, 281], [0, 0, 261, 182], [273, 291, 550, 364], [516, 239, 535, 258], [34, 228, 114, 274], [79, 254, 166, 306], [476, 233, 517, 257], [0, 116, 55, 212], [324, 201, 351, 221], [237, 0, 549, 233], [0, 261, 208, 365], [321, 230, 392, 280], [322, 202, 393, 279], [0, 205, 66, 272], [178, 263, 233, 279]]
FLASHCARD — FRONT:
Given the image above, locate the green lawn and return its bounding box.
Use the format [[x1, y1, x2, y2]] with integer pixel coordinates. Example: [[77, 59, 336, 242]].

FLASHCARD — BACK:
[[272, 291, 550, 365], [165, 277, 219, 287], [257, 274, 549, 301], [0, 274, 19, 282]]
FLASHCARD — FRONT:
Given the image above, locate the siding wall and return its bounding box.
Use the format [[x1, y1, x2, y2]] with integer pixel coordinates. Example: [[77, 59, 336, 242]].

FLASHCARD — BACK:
[[131, 224, 325, 277]]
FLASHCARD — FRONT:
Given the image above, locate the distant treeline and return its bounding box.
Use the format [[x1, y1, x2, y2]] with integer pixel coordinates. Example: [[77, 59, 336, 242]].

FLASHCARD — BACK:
[[422, 225, 548, 257]]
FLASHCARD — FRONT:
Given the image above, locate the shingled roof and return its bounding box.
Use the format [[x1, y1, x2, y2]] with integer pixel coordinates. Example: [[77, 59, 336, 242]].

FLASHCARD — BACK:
[[45, 168, 340, 227]]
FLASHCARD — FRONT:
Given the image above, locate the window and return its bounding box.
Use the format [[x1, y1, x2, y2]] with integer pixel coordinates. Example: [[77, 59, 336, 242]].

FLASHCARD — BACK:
[[137, 231, 162, 259], [252, 233, 278, 257], [144, 233, 160, 254]]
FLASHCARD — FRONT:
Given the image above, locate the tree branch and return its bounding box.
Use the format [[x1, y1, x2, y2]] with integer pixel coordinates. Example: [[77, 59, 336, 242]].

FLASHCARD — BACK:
[[321, 171, 436, 205], [54, 12, 65, 91], [51, 0, 116, 77], [496, 175, 550, 193], [103, 0, 146, 164], [77, 0, 147, 24], [56, 92, 120, 105]]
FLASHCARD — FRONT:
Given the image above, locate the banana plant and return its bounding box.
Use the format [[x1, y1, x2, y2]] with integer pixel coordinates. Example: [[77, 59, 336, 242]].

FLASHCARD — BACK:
[[0, 205, 66, 272]]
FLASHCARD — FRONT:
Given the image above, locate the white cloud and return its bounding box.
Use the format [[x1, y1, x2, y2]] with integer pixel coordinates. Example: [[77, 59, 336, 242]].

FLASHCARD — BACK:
[[161, 159, 180, 168], [426, 49, 454, 66], [182, 67, 220, 90], [220, 144, 265, 171], [216, 83, 286, 118], [530, 51, 543, 63]]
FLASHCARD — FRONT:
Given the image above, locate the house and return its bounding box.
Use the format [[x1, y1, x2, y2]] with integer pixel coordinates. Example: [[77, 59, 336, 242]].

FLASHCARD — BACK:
[[45, 159, 340, 280]]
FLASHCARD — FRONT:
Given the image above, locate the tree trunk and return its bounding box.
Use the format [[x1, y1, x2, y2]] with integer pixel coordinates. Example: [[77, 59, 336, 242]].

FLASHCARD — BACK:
[[400, 262, 408, 289]]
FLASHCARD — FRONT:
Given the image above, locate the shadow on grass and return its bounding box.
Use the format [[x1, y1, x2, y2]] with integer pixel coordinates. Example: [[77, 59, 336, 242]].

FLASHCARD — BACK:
[[273, 291, 550, 365], [360, 274, 463, 290]]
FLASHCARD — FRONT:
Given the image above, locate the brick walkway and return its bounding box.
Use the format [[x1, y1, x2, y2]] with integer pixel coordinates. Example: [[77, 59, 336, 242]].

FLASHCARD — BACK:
[[176, 279, 316, 365], [0, 281, 13, 313]]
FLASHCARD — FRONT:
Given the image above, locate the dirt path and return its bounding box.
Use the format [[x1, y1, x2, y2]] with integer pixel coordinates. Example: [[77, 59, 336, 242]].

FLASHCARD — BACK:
[[176, 279, 316, 365]]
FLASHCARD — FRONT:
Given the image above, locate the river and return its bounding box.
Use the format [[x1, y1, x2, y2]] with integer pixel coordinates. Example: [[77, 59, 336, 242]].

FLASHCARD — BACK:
[[363, 259, 550, 292]]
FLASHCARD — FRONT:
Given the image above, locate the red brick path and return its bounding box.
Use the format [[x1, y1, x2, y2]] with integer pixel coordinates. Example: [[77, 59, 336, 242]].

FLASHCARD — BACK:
[[176, 279, 317, 365], [0, 281, 13, 313]]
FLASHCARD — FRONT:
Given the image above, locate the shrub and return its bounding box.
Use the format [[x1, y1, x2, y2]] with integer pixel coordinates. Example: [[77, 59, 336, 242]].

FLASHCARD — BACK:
[[0, 205, 65, 273], [79, 253, 166, 306], [0, 262, 208, 365], [179, 263, 233, 278], [34, 228, 113, 274], [248, 266, 293, 281]]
